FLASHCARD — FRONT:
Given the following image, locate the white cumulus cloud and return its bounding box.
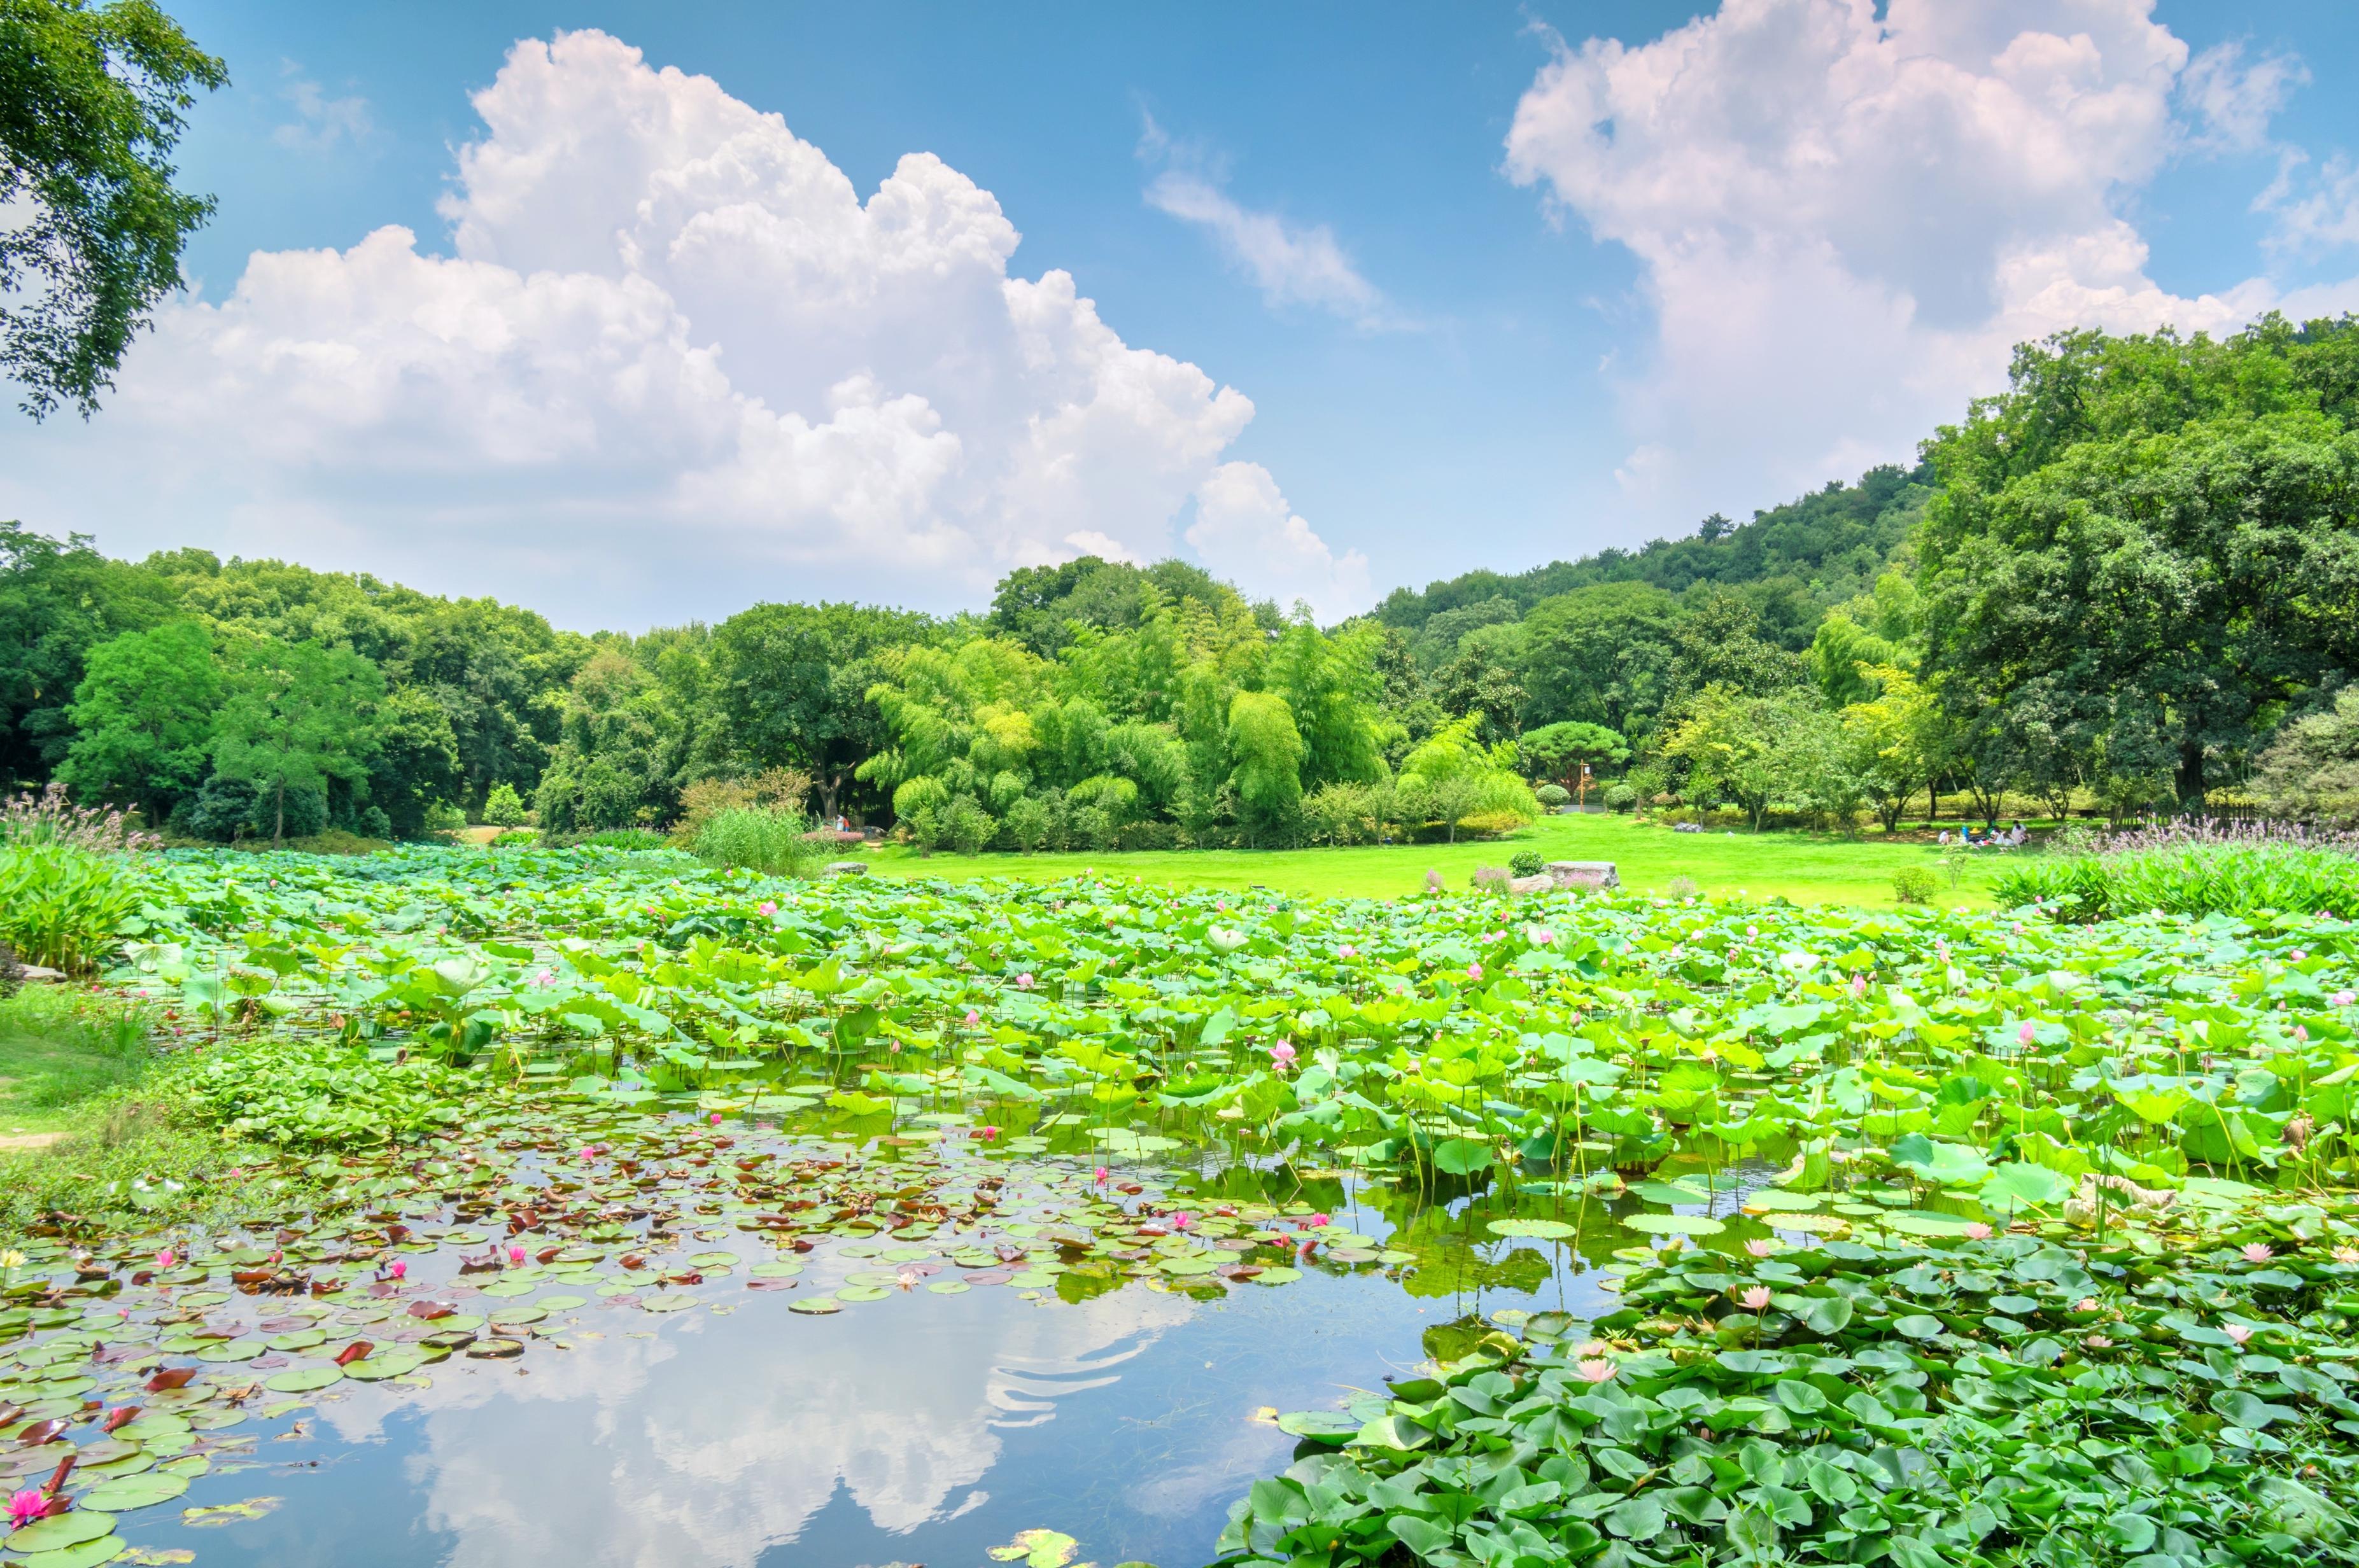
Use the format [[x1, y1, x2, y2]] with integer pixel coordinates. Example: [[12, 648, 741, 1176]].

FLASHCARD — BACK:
[[0, 31, 1368, 627], [1503, 0, 2359, 531]]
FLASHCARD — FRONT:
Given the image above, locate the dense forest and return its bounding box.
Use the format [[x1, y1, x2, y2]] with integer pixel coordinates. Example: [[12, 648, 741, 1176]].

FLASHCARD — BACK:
[[4, 315, 2358, 848]]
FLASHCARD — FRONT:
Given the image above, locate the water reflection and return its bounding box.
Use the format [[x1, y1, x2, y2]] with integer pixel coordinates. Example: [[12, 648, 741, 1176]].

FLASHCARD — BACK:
[[109, 1176, 1637, 1568]]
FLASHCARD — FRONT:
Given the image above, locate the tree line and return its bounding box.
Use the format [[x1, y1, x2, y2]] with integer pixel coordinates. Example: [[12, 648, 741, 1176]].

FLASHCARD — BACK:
[[4, 314, 2357, 848]]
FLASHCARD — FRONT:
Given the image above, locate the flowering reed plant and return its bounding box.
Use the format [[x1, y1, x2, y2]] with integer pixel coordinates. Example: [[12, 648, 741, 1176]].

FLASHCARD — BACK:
[[1999, 815, 2359, 920]]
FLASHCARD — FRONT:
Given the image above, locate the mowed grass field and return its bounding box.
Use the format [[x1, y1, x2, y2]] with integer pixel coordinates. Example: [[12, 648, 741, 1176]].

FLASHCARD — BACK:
[[865, 813, 2013, 906]]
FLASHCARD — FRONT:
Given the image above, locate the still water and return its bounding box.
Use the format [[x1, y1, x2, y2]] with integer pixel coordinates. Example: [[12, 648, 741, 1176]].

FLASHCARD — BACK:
[[83, 1186, 1622, 1568]]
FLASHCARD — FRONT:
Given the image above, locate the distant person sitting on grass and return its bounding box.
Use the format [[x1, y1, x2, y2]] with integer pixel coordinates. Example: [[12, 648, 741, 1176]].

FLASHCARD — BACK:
[[1938, 830, 1952, 846], [2008, 821, 2027, 846]]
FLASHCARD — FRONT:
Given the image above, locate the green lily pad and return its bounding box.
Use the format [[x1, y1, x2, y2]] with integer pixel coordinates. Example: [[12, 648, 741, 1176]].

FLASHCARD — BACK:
[[343, 1348, 428, 1381], [1486, 1219, 1577, 1238], [787, 1298, 842, 1315], [77, 1473, 190, 1511], [834, 1285, 891, 1302], [1623, 1212, 1726, 1236], [263, 1366, 344, 1394], [641, 1293, 699, 1313], [6, 1513, 117, 1554]]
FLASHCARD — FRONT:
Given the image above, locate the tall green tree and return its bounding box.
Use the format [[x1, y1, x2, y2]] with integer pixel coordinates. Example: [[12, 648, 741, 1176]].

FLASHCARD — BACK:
[[712, 601, 934, 822], [1922, 321, 2359, 804], [0, 522, 176, 781], [2, 0, 228, 417], [55, 617, 216, 822], [209, 638, 382, 846]]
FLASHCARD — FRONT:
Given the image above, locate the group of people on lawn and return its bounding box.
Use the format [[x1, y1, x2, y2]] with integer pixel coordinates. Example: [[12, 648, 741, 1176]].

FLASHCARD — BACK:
[[1939, 822, 2028, 848]]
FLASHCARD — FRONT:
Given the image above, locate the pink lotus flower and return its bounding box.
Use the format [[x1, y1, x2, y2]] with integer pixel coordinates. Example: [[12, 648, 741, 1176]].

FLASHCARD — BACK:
[[577, 1146, 595, 1163], [2297, 1025, 2310, 1044], [1094, 1166, 1109, 1185], [2083, 1334, 2114, 1350], [507, 1245, 526, 1265], [1735, 1286, 1771, 1312], [2335, 990, 2358, 1007], [757, 900, 777, 917], [1745, 1239, 1777, 1258], [532, 968, 556, 988], [8, 1490, 45, 1530], [2074, 1297, 2098, 1313], [2336, 1246, 2359, 1266], [1963, 1223, 1993, 1241], [1575, 1358, 1617, 1383], [964, 1009, 981, 1027], [1337, 944, 1357, 959], [1269, 1040, 1297, 1070], [2225, 1324, 2254, 1345], [1533, 928, 1554, 946], [1467, 962, 1483, 981], [156, 1247, 176, 1268], [387, 1260, 407, 1280], [2018, 1021, 2036, 1046], [1849, 974, 1867, 999], [2243, 1243, 2274, 1263], [2292, 949, 2308, 962], [1017, 972, 1034, 989]]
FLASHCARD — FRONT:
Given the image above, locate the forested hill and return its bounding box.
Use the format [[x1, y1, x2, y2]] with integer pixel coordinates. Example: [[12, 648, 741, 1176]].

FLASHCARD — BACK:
[[1374, 462, 1931, 650]]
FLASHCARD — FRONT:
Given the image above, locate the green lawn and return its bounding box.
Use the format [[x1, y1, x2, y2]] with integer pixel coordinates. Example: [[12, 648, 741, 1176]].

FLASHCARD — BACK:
[[864, 813, 2011, 906]]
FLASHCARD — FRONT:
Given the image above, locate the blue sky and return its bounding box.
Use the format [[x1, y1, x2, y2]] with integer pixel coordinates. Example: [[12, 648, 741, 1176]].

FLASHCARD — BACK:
[[5, 1, 2357, 630]]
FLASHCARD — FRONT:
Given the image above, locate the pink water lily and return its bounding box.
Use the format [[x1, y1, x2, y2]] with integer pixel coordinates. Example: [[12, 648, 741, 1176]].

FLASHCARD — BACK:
[[386, 1260, 407, 1280], [1171, 1212, 1196, 1231], [8, 1490, 46, 1529], [978, 1125, 999, 1141], [156, 1247, 176, 1268], [2337, 1247, 2359, 1266], [2074, 1297, 2098, 1313], [1745, 1239, 1777, 1258], [757, 900, 777, 917], [2291, 949, 2309, 962], [507, 1245, 526, 1265], [2243, 1243, 2274, 1263], [709, 1112, 723, 1124], [2225, 1323, 2254, 1345], [1735, 1286, 1771, 1312], [1094, 1166, 1109, 1185], [1302, 1213, 1330, 1229], [1963, 1223, 1994, 1241], [1575, 1358, 1617, 1383]]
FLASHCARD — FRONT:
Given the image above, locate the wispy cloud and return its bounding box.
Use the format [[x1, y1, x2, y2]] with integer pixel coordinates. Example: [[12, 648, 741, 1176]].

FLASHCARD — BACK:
[[272, 61, 372, 152], [2179, 40, 2308, 155], [1138, 113, 1400, 330]]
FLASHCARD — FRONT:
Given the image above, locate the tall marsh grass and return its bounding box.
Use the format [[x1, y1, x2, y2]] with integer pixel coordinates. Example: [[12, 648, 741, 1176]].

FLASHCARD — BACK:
[[1997, 818, 2359, 920], [693, 805, 824, 878]]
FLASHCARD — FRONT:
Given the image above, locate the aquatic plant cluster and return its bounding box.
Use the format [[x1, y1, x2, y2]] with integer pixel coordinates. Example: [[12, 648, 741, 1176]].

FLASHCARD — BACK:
[[6, 841, 2359, 1565]]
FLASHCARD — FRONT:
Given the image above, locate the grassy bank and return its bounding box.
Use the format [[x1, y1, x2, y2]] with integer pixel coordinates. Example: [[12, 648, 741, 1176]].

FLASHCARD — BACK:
[[865, 812, 2008, 906]]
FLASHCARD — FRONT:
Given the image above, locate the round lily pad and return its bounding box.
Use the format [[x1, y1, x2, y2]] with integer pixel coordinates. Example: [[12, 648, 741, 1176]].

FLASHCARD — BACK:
[[1487, 1219, 1577, 1238], [787, 1298, 841, 1315], [534, 1295, 587, 1311], [926, 1280, 971, 1294], [641, 1293, 699, 1313], [1251, 1266, 1303, 1284], [1742, 1190, 1822, 1212], [18, 1534, 127, 1568], [1622, 1213, 1726, 1236], [834, 1285, 890, 1302], [6, 1511, 116, 1554], [465, 1338, 526, 1358], [749, 1262, 803, 1279], [77, 1473, 190, 1511], [263, 1366, 344, 1394], [488, 1307, 546, 1326], [343, 1348, 427, 1382], [687, 1252, 738, 1269]]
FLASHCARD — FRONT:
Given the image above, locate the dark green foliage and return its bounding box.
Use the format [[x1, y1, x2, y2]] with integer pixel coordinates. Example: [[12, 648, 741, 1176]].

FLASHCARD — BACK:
[[0, 0, 228, 417], [57, 617, 218, 823]]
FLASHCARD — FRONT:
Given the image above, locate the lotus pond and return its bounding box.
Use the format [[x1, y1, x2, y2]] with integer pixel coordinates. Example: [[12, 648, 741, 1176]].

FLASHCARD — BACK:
[[7, 845, 2359, 1568]]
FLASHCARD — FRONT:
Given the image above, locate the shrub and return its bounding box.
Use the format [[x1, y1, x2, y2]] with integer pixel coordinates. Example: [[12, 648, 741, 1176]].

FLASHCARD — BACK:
[[1469, 865, 1511, 893], [1118, 819, 1182, 851], [0, 844, 146, 972], [1892, 865, 1938, 905], [482, 782, 529, 827], [1509, 851, 1545, 878], [1602, 782, 1639, 812], [940, 794, 996, 856], [1666, 874, 1700, 899], [674, 769, 810, 841], [491, 828, 540, 847], [1003, 795, 1052, 853], [174, 774, 325, 842], [693, 806, 822, 877], [1533, 783, 1570, 808], [575, 828, 671, 851], [422, 801, 467, 834], [1303, 781, 1383, 846], [2252, 688, 2359, 821]]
